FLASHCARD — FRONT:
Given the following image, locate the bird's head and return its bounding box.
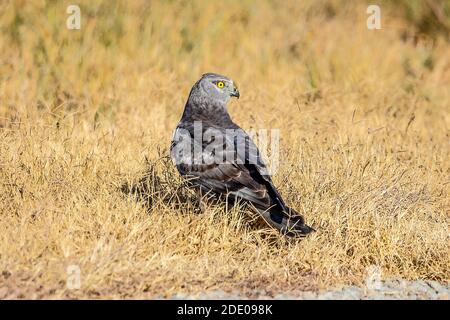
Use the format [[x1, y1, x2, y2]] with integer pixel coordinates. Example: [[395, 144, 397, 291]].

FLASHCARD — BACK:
[[190, 73, 240, 105]]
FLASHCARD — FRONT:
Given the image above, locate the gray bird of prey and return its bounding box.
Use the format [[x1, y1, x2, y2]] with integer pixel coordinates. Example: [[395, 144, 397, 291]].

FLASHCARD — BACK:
[[170, 73, 314, 236]]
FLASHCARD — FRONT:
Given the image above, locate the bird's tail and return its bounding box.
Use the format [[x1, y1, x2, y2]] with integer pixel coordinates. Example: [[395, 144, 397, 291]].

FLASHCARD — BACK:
[[257, 206, 315, 237]]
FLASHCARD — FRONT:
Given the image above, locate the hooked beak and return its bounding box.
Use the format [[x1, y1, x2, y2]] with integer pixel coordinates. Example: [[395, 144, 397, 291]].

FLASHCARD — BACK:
[[231, 85, 240, 99]]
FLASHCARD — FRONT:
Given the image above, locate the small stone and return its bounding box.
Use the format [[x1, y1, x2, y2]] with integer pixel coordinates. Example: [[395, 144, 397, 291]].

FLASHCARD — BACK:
[[342, 286, 363, 299]]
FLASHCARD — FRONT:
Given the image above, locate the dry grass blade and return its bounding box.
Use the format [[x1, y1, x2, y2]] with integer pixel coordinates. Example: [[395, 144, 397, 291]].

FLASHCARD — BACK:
[[0, 1, 448, 299]]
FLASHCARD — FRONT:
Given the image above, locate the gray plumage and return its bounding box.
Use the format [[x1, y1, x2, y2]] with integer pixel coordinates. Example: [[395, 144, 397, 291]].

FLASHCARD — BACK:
[[170, 73, 313, 236]]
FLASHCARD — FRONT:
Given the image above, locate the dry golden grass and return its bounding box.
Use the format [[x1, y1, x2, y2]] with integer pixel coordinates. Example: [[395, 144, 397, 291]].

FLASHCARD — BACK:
[[0, 1, 449, 299]]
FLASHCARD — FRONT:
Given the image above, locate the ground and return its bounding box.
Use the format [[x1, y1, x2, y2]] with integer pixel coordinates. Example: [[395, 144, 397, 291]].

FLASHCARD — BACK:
[[0, 1, 449, 299]]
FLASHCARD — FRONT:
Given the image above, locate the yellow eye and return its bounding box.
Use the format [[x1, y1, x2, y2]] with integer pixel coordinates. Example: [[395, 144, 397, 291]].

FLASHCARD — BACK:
[[216, 81, 225, 88]]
